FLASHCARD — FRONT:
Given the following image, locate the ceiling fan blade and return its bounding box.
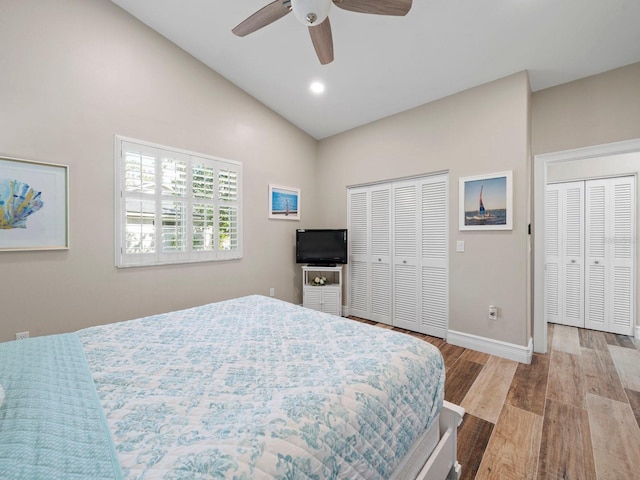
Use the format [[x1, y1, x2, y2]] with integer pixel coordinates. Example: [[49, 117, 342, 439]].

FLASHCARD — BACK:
[[232, 1, 292, 37], [309, 17, 334, 65], [332, 0, 412, 16]]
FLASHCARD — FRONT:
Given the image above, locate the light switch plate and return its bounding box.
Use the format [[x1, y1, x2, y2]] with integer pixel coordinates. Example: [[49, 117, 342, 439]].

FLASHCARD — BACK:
[[456, 240, 465, 253]]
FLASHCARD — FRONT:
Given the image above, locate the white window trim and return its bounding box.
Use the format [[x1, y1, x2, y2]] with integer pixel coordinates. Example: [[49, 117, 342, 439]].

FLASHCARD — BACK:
[[115, 135, 242, 268]]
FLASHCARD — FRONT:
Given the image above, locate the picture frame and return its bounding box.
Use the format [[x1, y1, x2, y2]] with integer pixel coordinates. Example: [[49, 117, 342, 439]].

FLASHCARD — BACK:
[[0, 156, 69, 251], [268, 184, 300, 220], [459, 171, 512, 230]]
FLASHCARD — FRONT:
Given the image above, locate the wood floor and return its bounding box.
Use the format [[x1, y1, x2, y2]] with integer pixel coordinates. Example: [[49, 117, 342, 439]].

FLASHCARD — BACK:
[[349, 317, 640, 480]]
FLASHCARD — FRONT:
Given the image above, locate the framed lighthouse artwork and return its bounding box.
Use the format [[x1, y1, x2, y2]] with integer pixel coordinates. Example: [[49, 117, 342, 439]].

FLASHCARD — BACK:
[[268, 184, 300, 221], [459, 171, 513, 231]]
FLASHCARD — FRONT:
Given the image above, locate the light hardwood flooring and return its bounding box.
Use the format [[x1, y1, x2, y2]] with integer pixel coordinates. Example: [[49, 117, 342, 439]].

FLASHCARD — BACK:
[[349, 317, 640, 480]]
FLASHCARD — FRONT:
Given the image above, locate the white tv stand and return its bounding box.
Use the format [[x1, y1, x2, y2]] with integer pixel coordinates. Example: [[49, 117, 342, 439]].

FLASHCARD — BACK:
[[302, 265, 343, 316]]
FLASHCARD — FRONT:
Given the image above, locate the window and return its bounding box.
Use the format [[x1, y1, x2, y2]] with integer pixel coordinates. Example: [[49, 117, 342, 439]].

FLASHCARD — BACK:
[[115, 137, 242, 267]]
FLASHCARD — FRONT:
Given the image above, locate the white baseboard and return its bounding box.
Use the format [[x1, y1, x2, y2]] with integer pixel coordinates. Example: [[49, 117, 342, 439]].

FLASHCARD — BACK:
[[447, 330, 533, 364]]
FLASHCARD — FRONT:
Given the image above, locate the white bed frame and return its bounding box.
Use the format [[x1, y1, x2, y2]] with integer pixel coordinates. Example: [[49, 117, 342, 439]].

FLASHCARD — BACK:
[[416, 401, 465, 480]]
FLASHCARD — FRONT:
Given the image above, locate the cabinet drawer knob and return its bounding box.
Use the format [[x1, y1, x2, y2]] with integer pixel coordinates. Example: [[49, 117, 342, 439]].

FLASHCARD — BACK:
[[594, 260, 600, 265]]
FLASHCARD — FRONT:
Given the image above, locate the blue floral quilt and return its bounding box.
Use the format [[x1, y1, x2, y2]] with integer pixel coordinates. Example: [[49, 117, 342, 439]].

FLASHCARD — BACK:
[[77, 295, 445, 479]]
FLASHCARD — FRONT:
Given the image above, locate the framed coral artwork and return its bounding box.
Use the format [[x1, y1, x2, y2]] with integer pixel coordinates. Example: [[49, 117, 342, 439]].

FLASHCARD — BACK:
[[0, 156, 69, 251]]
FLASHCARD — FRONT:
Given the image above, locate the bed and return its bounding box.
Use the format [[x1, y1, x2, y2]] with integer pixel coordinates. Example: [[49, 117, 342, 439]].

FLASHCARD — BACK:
[[0, 295, 463, 479]]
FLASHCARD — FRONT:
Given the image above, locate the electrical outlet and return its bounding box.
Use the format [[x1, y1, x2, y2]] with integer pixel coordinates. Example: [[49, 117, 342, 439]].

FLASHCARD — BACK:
[[269, 287, 275, 297], [16, 331, 29, 340], [488, 305, 498, 320]]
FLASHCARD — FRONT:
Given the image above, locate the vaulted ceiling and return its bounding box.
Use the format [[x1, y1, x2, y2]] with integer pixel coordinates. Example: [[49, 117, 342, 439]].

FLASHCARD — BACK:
[[111, 0, 640, 139]]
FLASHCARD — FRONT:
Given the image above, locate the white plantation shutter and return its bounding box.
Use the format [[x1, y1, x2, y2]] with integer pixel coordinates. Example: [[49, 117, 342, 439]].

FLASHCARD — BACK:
[[215, 164, 241, 260], [116, 137, 242, 267]]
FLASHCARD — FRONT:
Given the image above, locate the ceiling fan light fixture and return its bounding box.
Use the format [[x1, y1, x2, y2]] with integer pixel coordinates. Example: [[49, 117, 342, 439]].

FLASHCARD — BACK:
[[291, 0, 331, 26]]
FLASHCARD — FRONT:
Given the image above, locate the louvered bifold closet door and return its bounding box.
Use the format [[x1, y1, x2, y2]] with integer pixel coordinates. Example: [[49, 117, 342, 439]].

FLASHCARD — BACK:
[[545, 185, 562, 324], [369, 186, 392, 324], [562, 182, 585, 327], [585, 180, 607, 331], [609, 177, 635, 334], [585, 177, 635, 334], [546, 182, 585, 327], [348, 174, 449, 336], [348, 188, 370, 319], [392, 180, 420, 331], [420, 176, 449, 338]]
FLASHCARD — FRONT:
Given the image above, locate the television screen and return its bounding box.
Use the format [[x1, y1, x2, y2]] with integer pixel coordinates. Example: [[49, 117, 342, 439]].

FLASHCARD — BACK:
[[296, 229, 348, 265]]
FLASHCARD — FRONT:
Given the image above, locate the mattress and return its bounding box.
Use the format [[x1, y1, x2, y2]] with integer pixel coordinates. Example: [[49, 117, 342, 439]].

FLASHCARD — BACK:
[[1, 295, 445, 479]]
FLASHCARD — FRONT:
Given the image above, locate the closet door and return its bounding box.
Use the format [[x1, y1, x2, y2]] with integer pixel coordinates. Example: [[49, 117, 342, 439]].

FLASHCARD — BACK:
[[392, 179, 420, 331], [347, 184, 392, 324], [585, 177, 635, 334], [348, 187, 369, 319], [609, 177, 635, 334], [544, 185, 561, 324], [585, 179, 607, 330], [348, 174, 449, 337], [544, 182, 584, 327], [419, 176, 449, 338], [369, 186, 392, 324], [562, 182, 585, 327], [392, 175, 448, 337]]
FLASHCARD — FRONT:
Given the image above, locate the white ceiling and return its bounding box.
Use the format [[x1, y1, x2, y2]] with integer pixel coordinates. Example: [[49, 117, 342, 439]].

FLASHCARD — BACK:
[[110, 0, 640, 140]]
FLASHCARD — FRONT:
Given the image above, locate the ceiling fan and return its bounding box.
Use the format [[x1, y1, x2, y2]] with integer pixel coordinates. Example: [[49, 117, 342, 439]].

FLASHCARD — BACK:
[[232, 0, 413, 65]]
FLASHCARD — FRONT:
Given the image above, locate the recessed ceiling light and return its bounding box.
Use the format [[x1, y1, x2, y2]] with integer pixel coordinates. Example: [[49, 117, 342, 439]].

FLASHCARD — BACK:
[[310, 82, 325, 94]]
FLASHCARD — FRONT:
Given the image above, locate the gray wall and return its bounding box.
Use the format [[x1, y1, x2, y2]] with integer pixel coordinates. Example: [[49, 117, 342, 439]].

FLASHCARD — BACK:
[[533, 63, 640, 334], [0, 0, 318, 342], [532, 63, 640, 156], [1, 0, 638, 348], [316, 72, 532, 347]]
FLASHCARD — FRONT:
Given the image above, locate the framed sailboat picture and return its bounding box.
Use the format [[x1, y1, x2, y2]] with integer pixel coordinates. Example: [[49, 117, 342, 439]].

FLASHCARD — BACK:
[[459, 171, 513, 230]]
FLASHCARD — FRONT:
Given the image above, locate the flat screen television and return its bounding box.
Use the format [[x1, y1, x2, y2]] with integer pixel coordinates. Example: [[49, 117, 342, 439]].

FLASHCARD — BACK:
[[296, 229, 348, 266]]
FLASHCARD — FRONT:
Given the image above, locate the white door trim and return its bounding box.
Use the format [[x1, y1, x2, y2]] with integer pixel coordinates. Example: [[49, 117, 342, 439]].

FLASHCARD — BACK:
[[533, 139, 640, 353]]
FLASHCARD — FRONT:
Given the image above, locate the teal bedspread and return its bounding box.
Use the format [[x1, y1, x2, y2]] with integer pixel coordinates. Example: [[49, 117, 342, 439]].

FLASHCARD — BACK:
[[0, 333, 122, 480]]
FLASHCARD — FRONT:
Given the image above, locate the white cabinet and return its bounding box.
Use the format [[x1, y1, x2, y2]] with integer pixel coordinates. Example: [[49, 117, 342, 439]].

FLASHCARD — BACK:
[[302, 266, 343, 316]]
